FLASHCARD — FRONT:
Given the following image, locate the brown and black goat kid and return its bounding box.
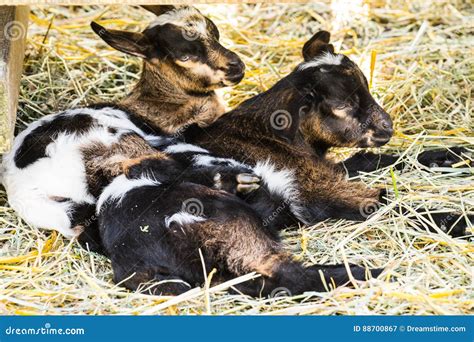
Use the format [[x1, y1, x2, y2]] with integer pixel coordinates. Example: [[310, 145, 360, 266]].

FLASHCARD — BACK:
[[96, 149, 381, 297], [184, 31, 472, 237], [92, 5, 245, 134]]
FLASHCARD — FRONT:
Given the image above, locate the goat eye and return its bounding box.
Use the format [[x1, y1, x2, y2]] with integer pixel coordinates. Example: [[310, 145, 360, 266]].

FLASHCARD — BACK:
[[179, 55, 190, 62]]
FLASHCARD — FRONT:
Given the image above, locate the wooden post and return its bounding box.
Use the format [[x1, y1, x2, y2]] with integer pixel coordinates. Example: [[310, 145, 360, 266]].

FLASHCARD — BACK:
[[0, 6, 28, 153]]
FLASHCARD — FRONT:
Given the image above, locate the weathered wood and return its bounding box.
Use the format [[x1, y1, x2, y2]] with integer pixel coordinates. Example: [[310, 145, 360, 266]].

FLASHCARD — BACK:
[[0, 5, 28, 153]]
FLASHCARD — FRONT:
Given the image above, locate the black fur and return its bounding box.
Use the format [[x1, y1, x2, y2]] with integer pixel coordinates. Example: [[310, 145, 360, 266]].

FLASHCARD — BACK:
[[340, 147, 470, 178], [98, 155, 380, 296], [14, 113, 94, 168]]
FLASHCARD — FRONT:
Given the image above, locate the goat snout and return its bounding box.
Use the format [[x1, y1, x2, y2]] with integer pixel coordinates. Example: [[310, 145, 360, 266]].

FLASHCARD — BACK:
[[361, 106, 393, 147], [373, 112, 393, 145], [371, 128, 393, 146], [225, 54, 245, 84]]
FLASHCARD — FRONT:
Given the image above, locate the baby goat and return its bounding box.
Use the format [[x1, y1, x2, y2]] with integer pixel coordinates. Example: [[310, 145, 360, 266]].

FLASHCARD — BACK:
[[92, 5, 245, 134], [1, 5, 244, 238], [96, 148, 381, 297], [184, 31, 472, 237]]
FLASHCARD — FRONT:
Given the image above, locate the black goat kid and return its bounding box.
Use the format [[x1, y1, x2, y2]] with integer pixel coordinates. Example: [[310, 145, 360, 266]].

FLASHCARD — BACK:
[[96, 150, 381, 296], [184, 31, 472, 238]]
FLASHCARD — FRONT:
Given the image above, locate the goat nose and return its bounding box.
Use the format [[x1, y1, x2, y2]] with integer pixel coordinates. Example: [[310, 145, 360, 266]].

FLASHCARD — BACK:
[[381, 123, 394, 137], [228, 60, 240, 67], [381, 119, 393, 131], [374, 130, 392, 140]]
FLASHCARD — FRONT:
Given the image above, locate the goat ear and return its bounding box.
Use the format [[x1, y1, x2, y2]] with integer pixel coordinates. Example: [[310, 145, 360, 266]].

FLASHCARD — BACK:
[[91, 22, 151, 59], [302, 30, 335, 61], [141, 5, 176, 16]]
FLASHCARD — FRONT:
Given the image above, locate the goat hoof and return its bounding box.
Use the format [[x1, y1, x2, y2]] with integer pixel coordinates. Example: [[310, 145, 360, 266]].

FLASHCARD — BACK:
[[236, 173, 261, 185], [369, 268, 384, 279], [237, 183, 261, 194], [418, 147, 471, 168]]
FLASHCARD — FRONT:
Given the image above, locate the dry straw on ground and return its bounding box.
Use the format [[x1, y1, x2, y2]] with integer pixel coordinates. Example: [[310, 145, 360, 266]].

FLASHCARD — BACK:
[[0, 0, 472, 315]]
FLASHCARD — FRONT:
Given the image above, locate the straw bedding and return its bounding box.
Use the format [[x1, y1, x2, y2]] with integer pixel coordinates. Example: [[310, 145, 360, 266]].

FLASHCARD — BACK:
[[0, 1, 472, 315]]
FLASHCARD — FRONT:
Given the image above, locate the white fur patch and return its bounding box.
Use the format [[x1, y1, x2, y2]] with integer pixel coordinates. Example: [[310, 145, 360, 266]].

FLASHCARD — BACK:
[[165, 143, 209, 154], [165, 211, 206, 228], [145, 135, 169, 147], [193, 154, 246, 168], [214, 88, 230, 112], [252, 159, 308, 224], [2, 106, 166, 237], [148, 7, 207, 37], [299, 52, 343, 70], [333, 107, 349, 118], [97, 175, 159, 213], [2, 128, 110, 237]]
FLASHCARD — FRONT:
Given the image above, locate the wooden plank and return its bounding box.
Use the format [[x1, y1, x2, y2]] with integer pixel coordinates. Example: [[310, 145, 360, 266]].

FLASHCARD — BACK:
[[0, 6, 28, 153]]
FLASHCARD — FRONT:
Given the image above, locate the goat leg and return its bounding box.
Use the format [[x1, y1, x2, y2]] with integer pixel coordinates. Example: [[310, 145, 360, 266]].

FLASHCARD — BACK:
[[340, 147, 471, 177], [232, 261, 382, 297], [340, 152, 402, 177]]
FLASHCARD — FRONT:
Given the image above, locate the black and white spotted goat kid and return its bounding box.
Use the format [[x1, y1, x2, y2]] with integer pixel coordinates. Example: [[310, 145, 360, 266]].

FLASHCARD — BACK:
[[1, 106, 167, 238], [2, 102, 303, 240]]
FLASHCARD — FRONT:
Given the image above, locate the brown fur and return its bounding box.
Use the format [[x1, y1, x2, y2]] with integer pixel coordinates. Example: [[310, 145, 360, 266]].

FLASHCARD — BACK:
[[120, 62, 226, 134], [92, 6, 244, 134], [121, 152, 170, 175], [184, 74, 385, 222], [192, 123, 381, 220], [184, 215, 282, 276], [81, 134, 157, 197]]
